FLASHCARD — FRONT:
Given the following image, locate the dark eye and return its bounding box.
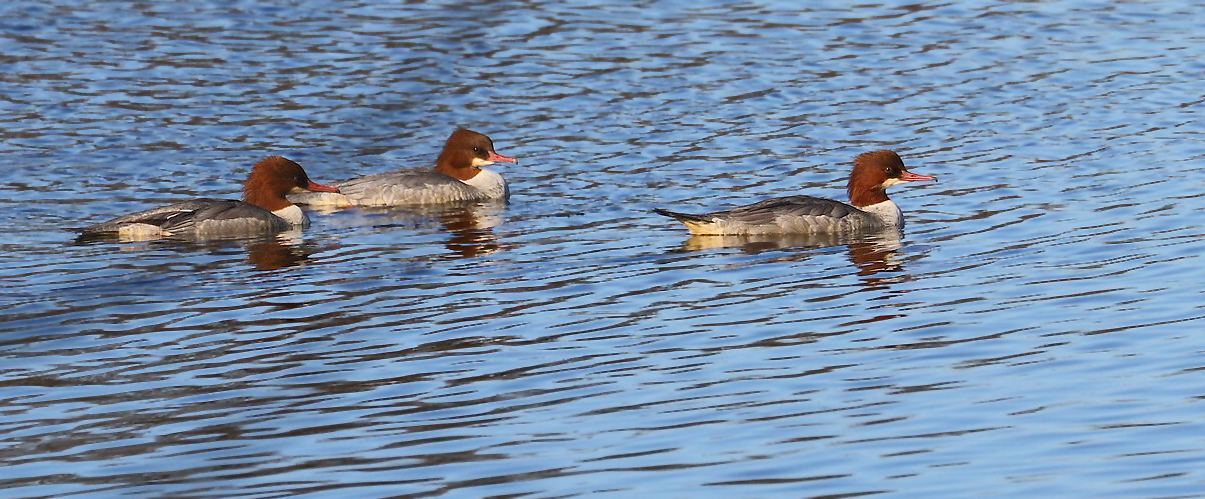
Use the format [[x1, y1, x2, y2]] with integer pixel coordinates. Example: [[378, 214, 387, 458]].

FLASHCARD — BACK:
[[472, 147, 484, 154]]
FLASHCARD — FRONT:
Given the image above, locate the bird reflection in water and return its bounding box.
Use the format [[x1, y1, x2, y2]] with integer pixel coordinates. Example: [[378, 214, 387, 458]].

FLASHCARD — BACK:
[[171, 231, 322, 271], [435, 204, 504, 258], [244, 234, 316, 270], [314, 201, 508, 259], [74, 228, 323, 271], [677, 229, 912, 278]]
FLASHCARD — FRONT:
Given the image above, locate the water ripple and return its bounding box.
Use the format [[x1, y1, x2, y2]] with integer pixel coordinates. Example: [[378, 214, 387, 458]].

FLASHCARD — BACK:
[[4, 0, 1205, 498]]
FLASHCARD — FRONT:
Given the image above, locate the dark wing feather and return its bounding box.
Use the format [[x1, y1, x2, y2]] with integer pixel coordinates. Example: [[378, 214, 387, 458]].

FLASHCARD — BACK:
[[80, 198, 235, 234], [716, 196, 862, 223], [159, 200, 282, 234]]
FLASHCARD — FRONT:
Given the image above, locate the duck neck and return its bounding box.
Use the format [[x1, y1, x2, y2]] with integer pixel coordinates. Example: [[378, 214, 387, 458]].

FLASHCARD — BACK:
[[848, 185, 889, 208], [244, 182, 292, 213], [433, 146, 481, 182], [858, 199, 903, 227]]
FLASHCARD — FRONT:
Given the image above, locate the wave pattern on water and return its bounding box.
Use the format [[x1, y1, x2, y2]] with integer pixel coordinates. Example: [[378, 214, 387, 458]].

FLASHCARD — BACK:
[[3, 1, 1205, 498]]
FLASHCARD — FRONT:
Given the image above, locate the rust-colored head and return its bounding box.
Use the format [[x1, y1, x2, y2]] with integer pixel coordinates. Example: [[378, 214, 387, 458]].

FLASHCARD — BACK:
[[433, 129, 516, 181], [846, 150, 935, 207], [243, 156, 338, 211]]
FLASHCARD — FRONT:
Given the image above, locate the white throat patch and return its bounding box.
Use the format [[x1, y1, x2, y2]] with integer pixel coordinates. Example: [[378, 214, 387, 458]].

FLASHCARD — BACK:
[[463, 169, 509, 200], [272, 204, 310, 227], [859, 199, 904, 227]]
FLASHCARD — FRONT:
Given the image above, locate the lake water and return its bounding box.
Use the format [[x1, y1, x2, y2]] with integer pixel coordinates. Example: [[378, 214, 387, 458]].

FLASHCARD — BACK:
[[3, 1, 1205, 498]]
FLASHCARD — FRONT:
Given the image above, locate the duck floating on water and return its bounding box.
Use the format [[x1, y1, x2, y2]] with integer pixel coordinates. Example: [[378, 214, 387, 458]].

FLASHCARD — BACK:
[[79, 156, 338, 240], [288, 129, 516, 207], [654, 150, 936, 235]]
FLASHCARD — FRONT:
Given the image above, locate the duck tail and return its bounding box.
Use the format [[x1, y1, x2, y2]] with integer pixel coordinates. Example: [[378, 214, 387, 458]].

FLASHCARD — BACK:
[[652, 208, 709, 223]]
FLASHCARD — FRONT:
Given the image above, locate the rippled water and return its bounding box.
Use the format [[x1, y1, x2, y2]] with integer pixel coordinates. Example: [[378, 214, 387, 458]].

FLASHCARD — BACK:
[[4, 1, 1205, 497]]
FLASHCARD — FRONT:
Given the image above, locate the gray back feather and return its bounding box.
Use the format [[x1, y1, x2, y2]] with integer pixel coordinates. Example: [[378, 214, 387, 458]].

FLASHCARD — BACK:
[[81, 198, 229, 234], [81, 198, 287, 236], [336, 168, 485, 205]]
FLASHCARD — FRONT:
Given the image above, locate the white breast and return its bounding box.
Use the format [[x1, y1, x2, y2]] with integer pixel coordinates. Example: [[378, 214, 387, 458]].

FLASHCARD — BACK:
[[463, 169, 509, 200], [271, 204, 310, 227], [858, 200, 904, 228]]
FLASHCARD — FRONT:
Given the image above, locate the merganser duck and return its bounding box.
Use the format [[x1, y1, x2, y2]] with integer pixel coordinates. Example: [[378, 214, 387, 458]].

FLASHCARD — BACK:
[[288, 129, 516, 207], [79, 156, 338, 239], [654, 150, 936, 235]]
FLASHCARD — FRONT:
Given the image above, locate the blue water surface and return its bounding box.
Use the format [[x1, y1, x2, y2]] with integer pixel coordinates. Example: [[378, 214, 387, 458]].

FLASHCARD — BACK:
[[2, 1, 1205, 498]]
